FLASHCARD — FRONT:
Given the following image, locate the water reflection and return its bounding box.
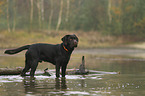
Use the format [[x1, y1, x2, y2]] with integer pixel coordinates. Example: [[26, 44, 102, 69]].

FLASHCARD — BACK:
[[55, 77, 67, 89], [0, 71, 145, 96], [23, 77, 38, 94], [23, 77, 67, 95]]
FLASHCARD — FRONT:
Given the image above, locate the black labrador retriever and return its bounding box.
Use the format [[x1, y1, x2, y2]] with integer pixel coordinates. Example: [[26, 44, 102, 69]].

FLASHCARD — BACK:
[[4, 34, 79, 77]]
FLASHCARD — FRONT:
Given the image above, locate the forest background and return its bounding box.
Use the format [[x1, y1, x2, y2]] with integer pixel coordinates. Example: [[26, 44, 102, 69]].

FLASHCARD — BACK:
[[0, 0, 145, 48]]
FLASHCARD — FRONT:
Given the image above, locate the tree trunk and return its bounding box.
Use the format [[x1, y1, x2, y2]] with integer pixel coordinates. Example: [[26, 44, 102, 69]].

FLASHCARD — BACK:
[[7, 0, 11, 32], [48, 0, 53, 31], [36, 0, 41, 29], [41, 0, 44, 29], [56, 0, 63, 31], [121, 0, 125, 34], [30, 0, 33, 32], [41, 0, 44, 21], [12, 0, 16, 32], [65, 0, 70, 22], [108, 0, 112, 24]]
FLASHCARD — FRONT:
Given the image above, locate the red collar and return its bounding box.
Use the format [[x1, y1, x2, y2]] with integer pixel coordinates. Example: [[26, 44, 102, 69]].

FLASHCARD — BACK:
[[63, 45, 68, 52]]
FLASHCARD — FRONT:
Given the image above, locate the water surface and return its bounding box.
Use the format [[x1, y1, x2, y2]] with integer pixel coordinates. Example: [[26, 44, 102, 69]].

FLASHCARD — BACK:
[[0, 48, 145, 96]]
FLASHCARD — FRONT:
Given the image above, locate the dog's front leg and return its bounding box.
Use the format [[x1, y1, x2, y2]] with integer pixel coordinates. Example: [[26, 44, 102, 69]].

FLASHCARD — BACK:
[[62, 65, 67, 77], [56, 64, 60, 78]]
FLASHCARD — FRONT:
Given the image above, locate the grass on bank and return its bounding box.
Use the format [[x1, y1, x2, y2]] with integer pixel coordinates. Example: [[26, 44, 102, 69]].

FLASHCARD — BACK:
[[0, 30, 141, 49]]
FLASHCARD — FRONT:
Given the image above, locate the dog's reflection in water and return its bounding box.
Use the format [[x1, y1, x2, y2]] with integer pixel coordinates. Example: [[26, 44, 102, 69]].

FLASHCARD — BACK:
[[55, 77, 67, 89], [23, 77, 67, 94]]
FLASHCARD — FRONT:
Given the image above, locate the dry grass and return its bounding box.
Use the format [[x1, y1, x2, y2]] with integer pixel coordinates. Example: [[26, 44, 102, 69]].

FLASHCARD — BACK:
[[0, 30, 131, 48]]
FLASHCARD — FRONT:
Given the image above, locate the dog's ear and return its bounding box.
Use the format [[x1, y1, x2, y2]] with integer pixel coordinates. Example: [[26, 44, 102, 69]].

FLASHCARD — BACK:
[[61, 35, 70, 42]]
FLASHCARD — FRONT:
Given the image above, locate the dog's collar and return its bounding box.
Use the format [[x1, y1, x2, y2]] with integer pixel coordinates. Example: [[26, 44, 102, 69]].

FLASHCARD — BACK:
[[63, 45, 68, 52]]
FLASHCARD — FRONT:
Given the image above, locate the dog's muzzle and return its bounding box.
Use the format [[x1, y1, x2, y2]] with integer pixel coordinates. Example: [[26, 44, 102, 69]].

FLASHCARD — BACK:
[[74, 40, 78, 47]]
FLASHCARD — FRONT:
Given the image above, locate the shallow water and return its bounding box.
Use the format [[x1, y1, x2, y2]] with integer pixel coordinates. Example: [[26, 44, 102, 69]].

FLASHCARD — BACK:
[[1, 48, 145, 96]]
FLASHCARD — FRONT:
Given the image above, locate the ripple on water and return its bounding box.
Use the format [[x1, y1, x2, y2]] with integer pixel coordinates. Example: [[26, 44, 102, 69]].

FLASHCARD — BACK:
[[0, 70, 117, 83], [0, 75, 23, 83]]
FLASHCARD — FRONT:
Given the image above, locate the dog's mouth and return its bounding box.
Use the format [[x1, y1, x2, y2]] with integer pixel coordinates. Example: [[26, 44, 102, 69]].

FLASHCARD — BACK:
[[74, 40, 78, 47], [71, 42, 78, 48], [74, 43, 78, 47]]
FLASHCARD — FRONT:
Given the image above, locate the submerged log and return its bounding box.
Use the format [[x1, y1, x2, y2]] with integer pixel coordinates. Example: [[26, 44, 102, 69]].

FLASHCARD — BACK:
[[44, 56, 89, 75], [0, 67, 23, 75], [66, 56, 89, 75], [66, 69, 89, 75], [0, 56, 88, 76]]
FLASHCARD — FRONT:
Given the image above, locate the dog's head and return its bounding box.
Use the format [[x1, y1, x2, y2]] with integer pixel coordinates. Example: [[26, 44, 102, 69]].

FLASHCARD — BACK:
[[61, 34, 79, 48]]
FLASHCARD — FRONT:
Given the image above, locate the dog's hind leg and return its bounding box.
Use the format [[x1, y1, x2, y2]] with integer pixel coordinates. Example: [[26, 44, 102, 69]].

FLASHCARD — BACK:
[[21, 59, 31, 76], [30, 60, 38, 77]]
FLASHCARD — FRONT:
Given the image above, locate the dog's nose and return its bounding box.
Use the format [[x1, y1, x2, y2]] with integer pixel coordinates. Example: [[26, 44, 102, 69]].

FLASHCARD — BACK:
[[74, 40, 78, 45]]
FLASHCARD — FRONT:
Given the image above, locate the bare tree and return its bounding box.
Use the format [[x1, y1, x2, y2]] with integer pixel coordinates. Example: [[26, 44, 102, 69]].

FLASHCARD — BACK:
[[56, 0, 63, 31], [30, 0, 33, 31], [7, 0, 10, 32], [65, 0, 70, 22], [36, 0, 42, 29], [48, 0, 53, 31], [41, 0, 44, 21], [108, 0, 112, 24], [13, 0, 16, 32], [36, 0, 44, 29]]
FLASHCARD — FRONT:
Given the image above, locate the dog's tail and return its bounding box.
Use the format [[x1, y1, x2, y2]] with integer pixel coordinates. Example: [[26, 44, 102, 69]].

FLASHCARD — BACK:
[[4, 45, 30, 55]]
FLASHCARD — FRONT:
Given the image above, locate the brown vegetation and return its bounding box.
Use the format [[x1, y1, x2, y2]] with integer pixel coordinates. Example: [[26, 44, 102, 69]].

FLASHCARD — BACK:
[[0, 30, 142, 49]]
